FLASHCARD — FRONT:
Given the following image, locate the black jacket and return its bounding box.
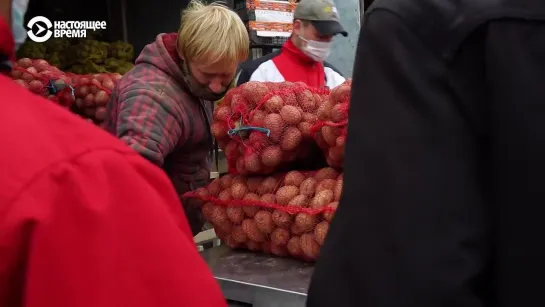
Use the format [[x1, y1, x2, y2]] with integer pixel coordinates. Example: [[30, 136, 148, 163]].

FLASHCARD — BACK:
[[307, 1, 545, 307]]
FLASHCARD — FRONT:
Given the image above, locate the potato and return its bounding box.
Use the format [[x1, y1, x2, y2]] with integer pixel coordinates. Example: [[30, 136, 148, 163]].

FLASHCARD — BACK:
[[275, 185, 299, 205], [260, 193, 277, 204], [94, 90, 109, 106], [280, 105, 302, 125], [209, 205, 228, 226], [231, 182, 248, 200], [287, 236, 303, 257], [218, 189, 231, 201], [314, 167, 339, 182], [288, 194, 308, 207], [330, 102, 348, 122], [241, 82, 270, 105], [283, 171, 306, 187], [280, 127, 302, 151], [242, 219, 266, 242], [220, 174, 234, 189], [315, 179, 337, 194], [314, 222, 329, 245], [322, 126, 340, 147], [271, 228, 290, 246], [310, 190, 334, 209], [214, 105, 232, 121], [294, 213, 317, 233], [254, 210, 274, 234], [330, 84, 351, 104], [242, 193, 260, 217], [257, 177, 278, 195], [226, 207, 244, 224], [300, 233, 321, 260], [263, 95, 284, 113], [299, 177, 317, 196], [207, 179, 222, 196], [261, 146, 283, 167], [263, 113, 284, 142], [244, 152, 262, 173], [272, 209, 292, 228], [231, 225, 248, 243], [249, 110, 266, 126], [316, 100, 333, 121], [297, 122, 313, 139]]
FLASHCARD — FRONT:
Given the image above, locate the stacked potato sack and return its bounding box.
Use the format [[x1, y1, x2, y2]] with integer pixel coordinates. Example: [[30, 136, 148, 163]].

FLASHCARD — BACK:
[[184, 167, 342, 261], [10, 58, 123, 126], [312, 79, 351, 168], [10, 58, 75, 108], [212, 81, 330, 175], [71, 73, 122, 126]]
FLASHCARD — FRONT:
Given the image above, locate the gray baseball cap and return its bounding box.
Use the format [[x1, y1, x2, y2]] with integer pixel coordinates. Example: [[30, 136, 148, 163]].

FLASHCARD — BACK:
[[293, 0, 348, 37]]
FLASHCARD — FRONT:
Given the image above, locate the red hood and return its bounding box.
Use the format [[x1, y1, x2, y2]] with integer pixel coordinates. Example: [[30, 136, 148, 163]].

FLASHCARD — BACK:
[[135, 33, 184, 85]]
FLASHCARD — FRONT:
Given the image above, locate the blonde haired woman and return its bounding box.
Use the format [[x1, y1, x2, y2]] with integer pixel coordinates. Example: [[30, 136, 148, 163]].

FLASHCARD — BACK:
[[104, 1, 249, 236]]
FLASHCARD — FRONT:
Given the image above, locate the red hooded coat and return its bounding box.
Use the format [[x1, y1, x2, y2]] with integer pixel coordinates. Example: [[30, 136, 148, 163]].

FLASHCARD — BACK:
[[0, 17, 226, 307]]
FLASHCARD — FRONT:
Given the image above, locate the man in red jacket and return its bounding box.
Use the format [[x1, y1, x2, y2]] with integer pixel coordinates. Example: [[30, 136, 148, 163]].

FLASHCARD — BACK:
[[0, 1, 226, 307]]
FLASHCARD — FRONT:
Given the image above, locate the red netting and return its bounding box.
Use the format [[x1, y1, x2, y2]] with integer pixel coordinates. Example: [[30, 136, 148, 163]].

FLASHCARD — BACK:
[[70, 72, 122, 126], [10, 58, 123, 126], [183, 167, 343, 261], [11, 58, 74, 108], [311, 79, 352, 169], [212, 81, 331, 175]]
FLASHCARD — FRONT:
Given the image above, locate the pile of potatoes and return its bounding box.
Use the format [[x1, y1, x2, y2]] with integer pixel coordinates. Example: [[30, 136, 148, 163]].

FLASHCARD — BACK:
[[211, 81, 331, 175], [186, 167, 342, 261]]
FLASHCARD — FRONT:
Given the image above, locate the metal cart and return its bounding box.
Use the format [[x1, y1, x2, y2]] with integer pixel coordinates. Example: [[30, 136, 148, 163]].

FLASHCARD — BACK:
[[201, 246, 314, 307]]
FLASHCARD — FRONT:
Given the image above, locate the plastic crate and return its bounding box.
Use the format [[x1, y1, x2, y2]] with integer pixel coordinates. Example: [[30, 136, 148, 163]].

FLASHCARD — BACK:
[[245, 22, 289, 47]]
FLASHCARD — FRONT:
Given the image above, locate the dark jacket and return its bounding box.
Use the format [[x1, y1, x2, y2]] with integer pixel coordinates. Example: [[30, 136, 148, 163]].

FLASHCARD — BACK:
[[308, 1, 545, 307], [104, 33, 213, 235]]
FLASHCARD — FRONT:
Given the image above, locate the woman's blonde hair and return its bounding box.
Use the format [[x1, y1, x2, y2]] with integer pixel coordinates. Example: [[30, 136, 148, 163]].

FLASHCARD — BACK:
[[178, 1, 249, 67]]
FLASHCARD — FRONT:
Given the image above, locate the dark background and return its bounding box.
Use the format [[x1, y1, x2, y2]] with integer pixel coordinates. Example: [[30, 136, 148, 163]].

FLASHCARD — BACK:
[[25, 0, 192, 53]]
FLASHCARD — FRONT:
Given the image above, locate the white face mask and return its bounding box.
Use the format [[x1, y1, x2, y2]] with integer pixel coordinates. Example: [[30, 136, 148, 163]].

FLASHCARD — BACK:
[[299, 30, 332, 62]]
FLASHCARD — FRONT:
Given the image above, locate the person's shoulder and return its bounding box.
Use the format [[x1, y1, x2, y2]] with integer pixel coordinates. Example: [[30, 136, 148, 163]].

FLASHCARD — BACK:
[[0, 75, 136, 201], [239, 50, 281, 72], [369, 0, 545, 59]]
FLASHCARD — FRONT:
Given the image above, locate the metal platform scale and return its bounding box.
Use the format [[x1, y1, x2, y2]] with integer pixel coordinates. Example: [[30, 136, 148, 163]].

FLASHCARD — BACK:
[[200, 246, 314, 307]]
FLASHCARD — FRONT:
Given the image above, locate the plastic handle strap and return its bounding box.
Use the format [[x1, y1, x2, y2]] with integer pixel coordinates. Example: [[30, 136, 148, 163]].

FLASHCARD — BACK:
[[46, 79, 75, 98], [228, 126, 271, 137]]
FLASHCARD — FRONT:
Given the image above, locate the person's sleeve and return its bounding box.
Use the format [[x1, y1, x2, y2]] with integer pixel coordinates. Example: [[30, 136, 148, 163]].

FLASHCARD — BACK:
[[307, 10, 487, 307], [113, 87, 183, 166], [19, 149, 227, 307]]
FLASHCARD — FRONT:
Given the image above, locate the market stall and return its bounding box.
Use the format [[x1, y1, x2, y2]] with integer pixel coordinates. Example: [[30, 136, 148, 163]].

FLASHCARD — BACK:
[[11, 1, 359, 304]]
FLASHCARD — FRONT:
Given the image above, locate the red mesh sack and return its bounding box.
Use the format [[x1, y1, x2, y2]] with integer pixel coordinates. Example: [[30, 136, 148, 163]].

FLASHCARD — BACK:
[[183, 167, 343, 261], [71, 72, 122, 126], [10, 58, 75, 108], [312, 79, 351, 169], [212, 81, 330, 175]]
